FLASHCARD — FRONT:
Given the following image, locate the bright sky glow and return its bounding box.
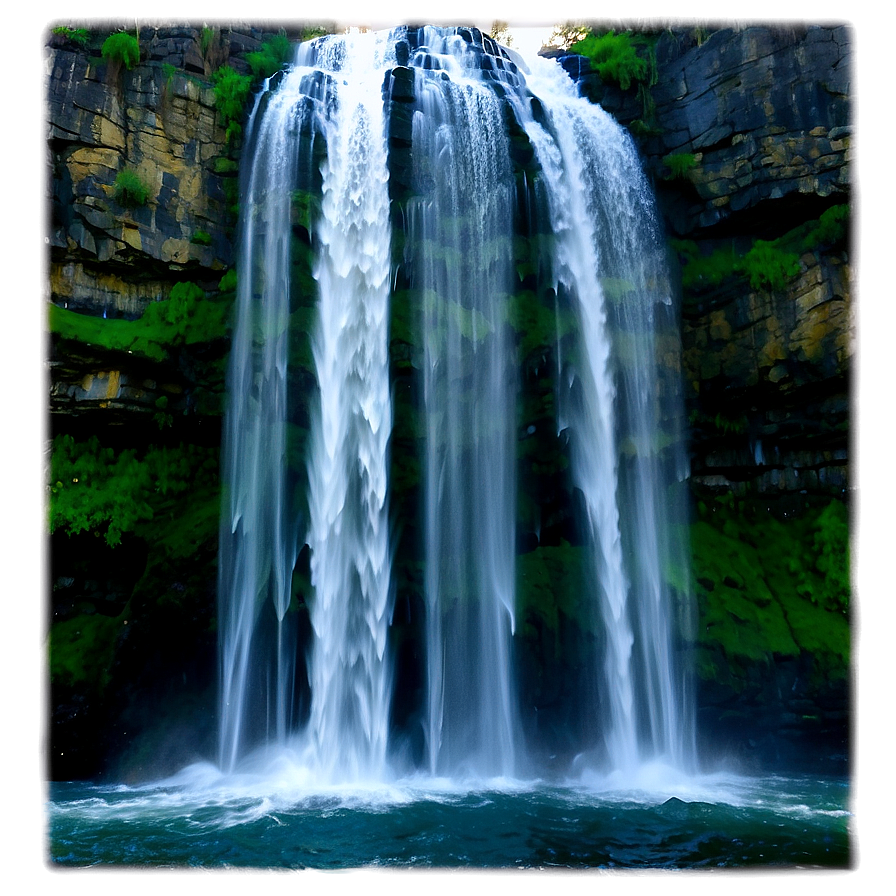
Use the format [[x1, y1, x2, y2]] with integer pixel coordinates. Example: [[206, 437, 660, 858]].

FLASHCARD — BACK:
[[505, 25, 556, 59]]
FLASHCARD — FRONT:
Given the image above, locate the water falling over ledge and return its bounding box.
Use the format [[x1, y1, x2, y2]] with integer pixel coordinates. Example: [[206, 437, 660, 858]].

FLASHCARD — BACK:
[[216, 24, 695, 787]]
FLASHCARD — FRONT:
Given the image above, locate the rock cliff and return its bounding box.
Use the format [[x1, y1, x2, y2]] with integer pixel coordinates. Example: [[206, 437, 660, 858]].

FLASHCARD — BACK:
[[560, 24, 852, 768], [568, 24, 852, 509]]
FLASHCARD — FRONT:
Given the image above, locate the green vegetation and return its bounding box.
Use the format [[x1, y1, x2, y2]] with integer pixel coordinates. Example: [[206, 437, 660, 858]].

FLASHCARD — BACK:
[[211, 32, 295, 145], [50, 612, 120, 689], [811, 500, 850, 613], [803, 203, 849, 249], [741, 240, 801, 291], [300, 25, 333, 42], [246, 31, 293, 80], [517, 542, 596, 645], [570, 30, 650, 90], [49, 435, 217, 547], [673, 202, 849, 297], [52, 26, 90, 47], [49, 279, 231, 363], [218, 268, 238, 293], [153, 395, 173, 430], [113, 168, 151, 208], [101, 31, 140, 70], [674, 241, 738, 291], [191, 229, 212, 246], [200, 26, 216, 59], [662, 152, 698, 180], [689, 497, 850, 684], [674, 239, 798, 293], [211, 65, 253, 144], [569, 28, 659, 132], [546, 22, 590, 50]]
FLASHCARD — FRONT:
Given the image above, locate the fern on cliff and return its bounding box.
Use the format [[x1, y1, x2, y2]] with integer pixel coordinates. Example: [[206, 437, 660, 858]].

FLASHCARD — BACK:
[[101, 31, 140, 70]]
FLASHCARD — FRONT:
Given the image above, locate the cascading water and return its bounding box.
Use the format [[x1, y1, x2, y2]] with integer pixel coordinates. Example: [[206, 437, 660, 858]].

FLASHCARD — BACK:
[[512, 57, 694, 775], [218, 30, 398, 781], [303, 32, 396, 783], [216, 24, 694, 784], [408, 29, 523, 779], [217, 77, 300, 773]]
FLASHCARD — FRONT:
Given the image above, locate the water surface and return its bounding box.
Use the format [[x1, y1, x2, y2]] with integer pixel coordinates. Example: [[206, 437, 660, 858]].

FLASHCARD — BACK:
[[48, 766, 850, 869]]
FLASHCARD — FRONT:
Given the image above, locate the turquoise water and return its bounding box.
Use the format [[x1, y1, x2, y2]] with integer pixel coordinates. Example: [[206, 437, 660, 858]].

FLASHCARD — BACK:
[[48, 767, 850, 868]]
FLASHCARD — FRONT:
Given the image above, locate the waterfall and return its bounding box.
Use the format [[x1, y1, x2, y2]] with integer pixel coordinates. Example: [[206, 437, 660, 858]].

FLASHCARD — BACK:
[[408, 28, 522, 778], [217, 71, 300, 772], [218, 30, 398, 781], [513, 56, 694, 773], [217, 25, 694, 783]]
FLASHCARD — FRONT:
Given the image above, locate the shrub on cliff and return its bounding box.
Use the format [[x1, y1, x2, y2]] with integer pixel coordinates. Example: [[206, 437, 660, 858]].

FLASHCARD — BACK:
[[570, 30, 649, 89], [101, 31, 140, 70], [113, 168, 151, 208], [742, 240, 801, 291], [246, 31, 293, 80], [662, 152, 699, 180], [212, 65, 253, 144], [52, 26, 90, 48], [803, 204, 849, 250]]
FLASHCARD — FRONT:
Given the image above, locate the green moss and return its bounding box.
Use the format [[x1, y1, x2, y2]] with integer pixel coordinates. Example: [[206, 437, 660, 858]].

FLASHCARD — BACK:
[[190, 229, 212, 246], [662, 152, 698, 180], [218, 269, 238, 294], [291, 188, 320, 234], [689, 501, 850, 683], [142, 482, 221, 559], [49, 612, 121, 688], [113, 168, 151, 208], [49, 435, 219, 547], [680, 244, 740, 291], [212, 157, 240, 175], [49, 281, 231, 362], [516, 542, 597, 644], [390, 288, 415, 347], [288, 306, 316, 371], [812, 500, 850, 612], [101, 31, 140, 70]]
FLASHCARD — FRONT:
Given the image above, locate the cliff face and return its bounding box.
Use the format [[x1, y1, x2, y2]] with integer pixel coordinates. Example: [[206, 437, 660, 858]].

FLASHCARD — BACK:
[[576, 24, 852, 509], [45, 24, 852, 779], [568, 24, 852, 767]]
